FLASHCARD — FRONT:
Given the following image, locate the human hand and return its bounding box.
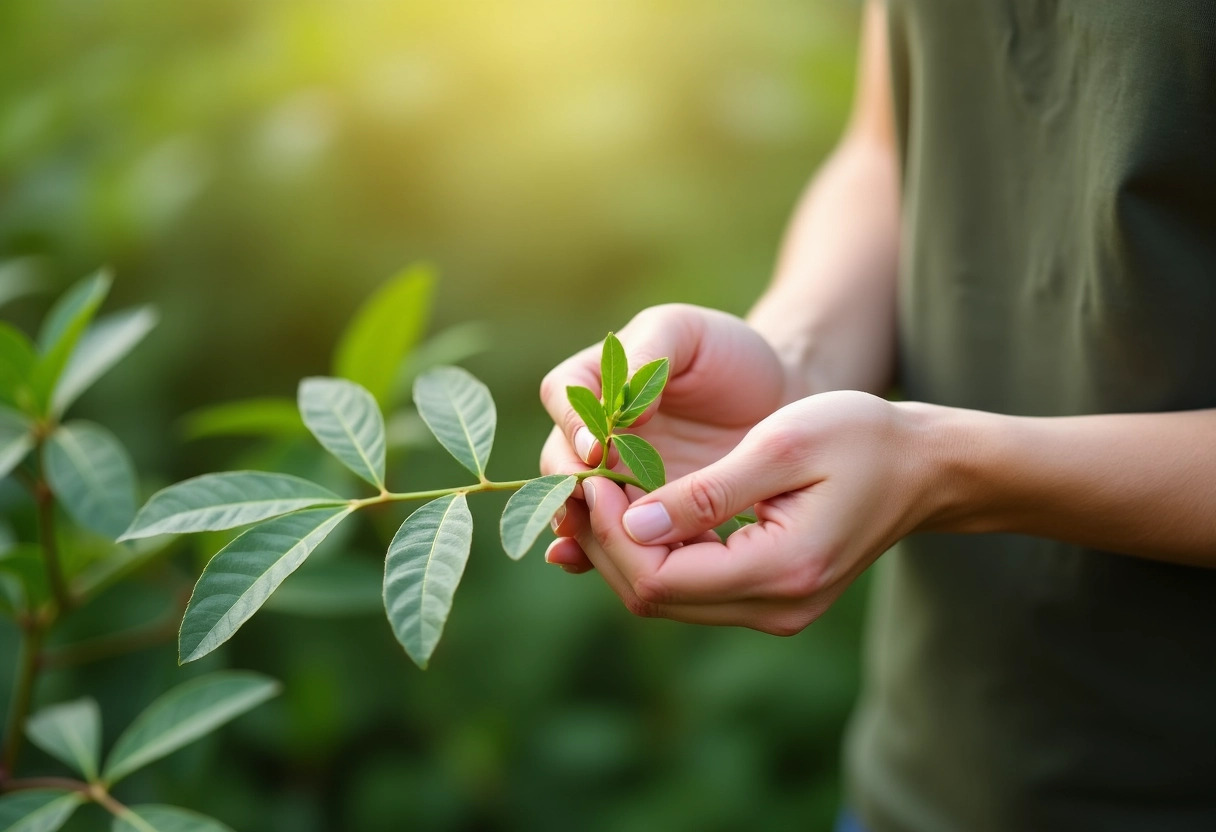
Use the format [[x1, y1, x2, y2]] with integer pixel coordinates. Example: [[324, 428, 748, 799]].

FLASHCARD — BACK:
[[538, 304, 791, 571], [550, 391, 942, 633]]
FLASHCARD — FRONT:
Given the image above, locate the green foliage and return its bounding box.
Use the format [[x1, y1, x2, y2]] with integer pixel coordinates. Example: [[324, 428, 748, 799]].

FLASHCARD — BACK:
[[334, 264, 434, 411], [177, 507, 354, 663], [179, 399, 305, 442], [0, 789, 85, 832], [113, 805, 235, 832], [567, 340, 671, 490], [383, 494, 474, 669], [44, 422, 138, 540], [412, 367, 496, 479], [500, 475, 578, 561], [24, 698, 101, 781], [102, 673, 280, 786], [31, 272, 111, 415], [0, 673, 276, 832], [0, 408, 34, 480], [298, 377, 387, 489], [51, 306, 158, 418], [121, 472, 345, 539]]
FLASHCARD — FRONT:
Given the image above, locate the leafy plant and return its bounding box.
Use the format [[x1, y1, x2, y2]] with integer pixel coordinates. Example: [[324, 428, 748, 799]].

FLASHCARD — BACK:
[[122, 333, 672, 669], [1, 269, 280, 831], [0, 672, 277, 832]]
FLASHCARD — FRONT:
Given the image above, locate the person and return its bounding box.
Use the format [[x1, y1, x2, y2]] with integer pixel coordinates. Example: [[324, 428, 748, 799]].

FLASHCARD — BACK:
[[537, 2, 1216, 831]]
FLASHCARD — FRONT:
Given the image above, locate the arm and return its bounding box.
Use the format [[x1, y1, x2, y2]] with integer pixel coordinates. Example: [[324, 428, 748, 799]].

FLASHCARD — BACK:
[[748, 0, 900, 400]]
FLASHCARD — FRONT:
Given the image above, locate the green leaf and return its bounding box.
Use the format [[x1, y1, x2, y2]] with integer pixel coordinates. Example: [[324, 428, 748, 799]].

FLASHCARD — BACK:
[[333, 264, 434, 411], [617, 358, 669, 427], [0, 407, 34, 480], [612, 433, 665, 491], [102, 672, 279, 786], [566, 385, 608, 446], [180, 398, 305, 441], [25, 698, 102, 781], [0, 324, 37, 411], [413, 367, 496, 478], [44, 421, 137, 540], [113, 805, 234, 832], [121, 471, 345, 541], [298, 377, 386, 488], [383, 494, 473, 669], [0, 790, 85, 832], [52, 306, 158, 417], [600, 332, 628, 414], [178, 507, 353, 663], [263, 558, 383, 617], [31, 271, 111, 414], [500, 474, 577, 560]]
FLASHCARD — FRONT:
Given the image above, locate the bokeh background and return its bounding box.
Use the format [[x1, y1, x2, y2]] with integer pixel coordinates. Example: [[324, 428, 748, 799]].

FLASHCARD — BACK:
[[1, 1, 867, 829]]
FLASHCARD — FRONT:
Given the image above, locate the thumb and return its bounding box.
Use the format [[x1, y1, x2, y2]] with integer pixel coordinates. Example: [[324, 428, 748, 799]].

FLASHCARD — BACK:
[[620, 433, 803, 544]]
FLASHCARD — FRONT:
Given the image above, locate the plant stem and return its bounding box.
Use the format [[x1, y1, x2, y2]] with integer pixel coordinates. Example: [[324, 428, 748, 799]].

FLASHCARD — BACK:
[[34, 477, 72, 614], [350, 467, 645, 510], [1, 625, 44, 780], [40, 609, 180, 669], [2, 776, 86, 793]]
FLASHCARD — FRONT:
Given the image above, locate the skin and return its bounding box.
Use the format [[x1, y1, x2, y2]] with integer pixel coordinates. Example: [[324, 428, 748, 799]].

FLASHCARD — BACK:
[[538, 1, 1216, 635]]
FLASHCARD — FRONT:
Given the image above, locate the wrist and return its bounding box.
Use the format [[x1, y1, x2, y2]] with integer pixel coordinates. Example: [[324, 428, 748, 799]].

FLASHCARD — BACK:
[[894, 400, 1012, 535]]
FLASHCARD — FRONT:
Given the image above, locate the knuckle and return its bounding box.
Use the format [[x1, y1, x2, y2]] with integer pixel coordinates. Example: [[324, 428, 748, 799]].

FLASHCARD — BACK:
[[632, 575, 669, 605], [685, 475, 731, 528], [624, 594, 658, 619], [539, 370, 558, 404]]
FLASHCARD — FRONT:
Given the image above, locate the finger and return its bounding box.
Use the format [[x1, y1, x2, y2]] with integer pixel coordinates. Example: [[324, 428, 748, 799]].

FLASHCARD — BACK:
[[619, 423, 810, 545], [544, 537, 594, 573]]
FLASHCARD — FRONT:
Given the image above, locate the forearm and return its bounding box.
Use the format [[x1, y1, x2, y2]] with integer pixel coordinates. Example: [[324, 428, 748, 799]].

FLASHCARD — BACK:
[[913, 403, 1216, 564], [747, 137, 900, 400]]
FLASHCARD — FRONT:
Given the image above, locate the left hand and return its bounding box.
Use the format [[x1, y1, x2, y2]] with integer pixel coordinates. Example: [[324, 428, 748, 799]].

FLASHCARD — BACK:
[[550, 390, 944, 634]]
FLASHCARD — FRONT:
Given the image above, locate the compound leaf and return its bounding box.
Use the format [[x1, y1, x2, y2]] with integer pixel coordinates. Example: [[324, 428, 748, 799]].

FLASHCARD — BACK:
[[298, 377, 386, 489], [413, 367, 495, 479], [44, 421, 137, 540], [566, 385, 608, 447], [600, 332, 627, 414], [617, 358, 669, 427], [334, 264, 434, 411], [121, 472, 345, 541], [0, 407, 34, 480], [52, 306, 158, 417], [178, 507, 352, 663], [612, 433, 665, 492], [383, 494, 473, 669], [0, 790, 85, 832], [112, 805, 234, 832], [500, 474, 577, 560], [25, 698, 102, 781], [102, 671, 279, 786]]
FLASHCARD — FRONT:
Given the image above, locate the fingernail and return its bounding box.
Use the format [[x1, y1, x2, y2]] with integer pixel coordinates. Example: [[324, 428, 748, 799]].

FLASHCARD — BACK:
[[544, 538, 562, 564], [574, 428, 596, 464], [560, 564, 581, 574], [583, 479, 597, 511], [622, 502, 672, 543], [550, 503, 566, 533]]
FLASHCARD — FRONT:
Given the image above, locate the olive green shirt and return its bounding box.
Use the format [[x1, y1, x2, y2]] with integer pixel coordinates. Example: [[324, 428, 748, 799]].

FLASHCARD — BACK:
[[844, 2, 1216, 830]]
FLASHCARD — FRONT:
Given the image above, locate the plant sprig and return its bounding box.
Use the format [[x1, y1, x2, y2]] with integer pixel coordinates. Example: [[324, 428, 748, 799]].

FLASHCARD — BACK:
[[120, 333, 675, 670], [566, 332, 670, 492]]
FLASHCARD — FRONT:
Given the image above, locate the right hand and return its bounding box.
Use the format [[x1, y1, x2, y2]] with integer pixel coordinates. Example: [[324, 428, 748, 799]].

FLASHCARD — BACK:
[[538, 303, 790, 571]]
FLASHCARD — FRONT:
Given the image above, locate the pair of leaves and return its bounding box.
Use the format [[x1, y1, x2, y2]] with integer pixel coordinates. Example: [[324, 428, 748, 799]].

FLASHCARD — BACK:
[[566, 334, 669, 491], [0, 271, 155, 542], [0, 673, 277, 832]]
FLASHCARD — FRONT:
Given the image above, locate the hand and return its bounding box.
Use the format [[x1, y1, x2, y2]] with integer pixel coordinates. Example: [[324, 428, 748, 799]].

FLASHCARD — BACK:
[[539, 304, 791, 571], [551, 391, 942, 633]]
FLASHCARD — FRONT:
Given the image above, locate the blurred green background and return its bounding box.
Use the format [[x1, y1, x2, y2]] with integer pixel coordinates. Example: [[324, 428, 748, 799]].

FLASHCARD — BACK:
[[1, 1, 867, 829]]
